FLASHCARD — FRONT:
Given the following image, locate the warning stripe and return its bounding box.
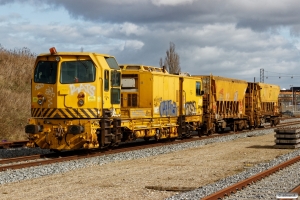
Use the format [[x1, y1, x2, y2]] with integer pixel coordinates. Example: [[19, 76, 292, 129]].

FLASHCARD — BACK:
[[31, 108, 99, 118]]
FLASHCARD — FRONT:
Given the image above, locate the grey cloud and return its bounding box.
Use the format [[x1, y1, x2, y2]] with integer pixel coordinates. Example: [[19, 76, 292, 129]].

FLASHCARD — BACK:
[[0, 0, 15, 4], [3, 0, 300, 32], [0, 13, 21, 22], [1, 0, 300, 89], [31, 0, 300, 32]]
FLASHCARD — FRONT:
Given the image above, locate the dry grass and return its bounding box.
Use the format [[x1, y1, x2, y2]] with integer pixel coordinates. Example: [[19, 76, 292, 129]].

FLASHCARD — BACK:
[[0, 45, 36, 141]]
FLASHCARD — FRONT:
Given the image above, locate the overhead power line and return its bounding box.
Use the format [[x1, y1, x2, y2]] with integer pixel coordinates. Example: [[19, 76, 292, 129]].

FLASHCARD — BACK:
[[260, 68, 300, 83]]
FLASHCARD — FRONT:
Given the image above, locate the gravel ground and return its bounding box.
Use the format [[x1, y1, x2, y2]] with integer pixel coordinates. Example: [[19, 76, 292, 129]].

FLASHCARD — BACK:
[[0, 148, 50, 159], [0, 119, 299, 199], [223, 161, 300, 199], [168, 146, 300, 200]]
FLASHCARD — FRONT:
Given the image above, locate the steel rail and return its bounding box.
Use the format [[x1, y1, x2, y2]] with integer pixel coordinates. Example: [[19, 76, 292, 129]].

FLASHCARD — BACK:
[[290, 184, 300, 195], [202, 155, 300, 200], [0, 154, 42, 165], [0, 140, 28, 149]]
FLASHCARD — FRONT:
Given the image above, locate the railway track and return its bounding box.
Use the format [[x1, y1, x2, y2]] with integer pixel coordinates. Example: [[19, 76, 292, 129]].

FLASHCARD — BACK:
[[202, 155, 300, 199], [0, 140, 28, 149], [290, 185, 300, 196], [0, 118, 299, 172]]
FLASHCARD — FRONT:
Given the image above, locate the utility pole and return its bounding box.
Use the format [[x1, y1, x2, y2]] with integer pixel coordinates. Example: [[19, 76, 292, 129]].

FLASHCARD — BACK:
[[290, 85, 294, 112], [260, 68, 264, 83]]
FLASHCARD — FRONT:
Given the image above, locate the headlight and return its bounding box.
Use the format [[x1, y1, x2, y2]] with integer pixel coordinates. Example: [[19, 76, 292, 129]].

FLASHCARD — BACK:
[[37, 93, 46, 105], [77, 92, 85, 98], [38, 99, 43, 105], [55, 56, 61, 61], [78, 99, 84, 106]]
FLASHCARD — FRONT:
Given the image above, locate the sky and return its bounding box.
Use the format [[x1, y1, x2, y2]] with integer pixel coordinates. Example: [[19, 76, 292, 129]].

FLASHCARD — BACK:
[[1, 0, 300, 89]]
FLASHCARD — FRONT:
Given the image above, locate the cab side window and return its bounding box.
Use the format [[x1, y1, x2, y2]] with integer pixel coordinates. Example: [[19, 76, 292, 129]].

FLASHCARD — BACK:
[[104, 70, 109, 91], [196, 81, 201, 96]]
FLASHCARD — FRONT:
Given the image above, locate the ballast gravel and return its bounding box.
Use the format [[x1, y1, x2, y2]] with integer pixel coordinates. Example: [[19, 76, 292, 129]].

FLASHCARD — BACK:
[[223, 161, 300, 199], [0, 147, 50, 159], [0, 127, 282, 184], [167, 146, 300, 200], [0, 118, 299, 200]]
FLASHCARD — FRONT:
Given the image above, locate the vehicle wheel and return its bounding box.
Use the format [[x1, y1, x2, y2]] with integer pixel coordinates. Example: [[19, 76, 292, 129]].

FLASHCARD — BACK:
[[238, 122, 244, 131], [230, 124, 235, 132], [185, 130, 191, 138]]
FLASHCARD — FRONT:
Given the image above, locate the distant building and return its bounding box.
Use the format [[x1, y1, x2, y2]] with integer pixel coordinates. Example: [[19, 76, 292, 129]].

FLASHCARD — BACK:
[[279, 87, 300, 112]]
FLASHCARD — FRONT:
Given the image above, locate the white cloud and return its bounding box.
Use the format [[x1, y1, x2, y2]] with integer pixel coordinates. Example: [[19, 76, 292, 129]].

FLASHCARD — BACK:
[[124, 40, 144, 50], [120, 22, 147, 36], [151, 0, 195, 6]]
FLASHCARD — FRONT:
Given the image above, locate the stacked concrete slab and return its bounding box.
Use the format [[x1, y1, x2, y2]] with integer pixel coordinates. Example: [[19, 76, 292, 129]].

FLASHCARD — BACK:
[[274, 127, 300, 149]]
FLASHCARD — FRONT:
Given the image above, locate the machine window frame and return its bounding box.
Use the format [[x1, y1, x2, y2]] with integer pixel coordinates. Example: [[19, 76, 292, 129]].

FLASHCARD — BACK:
[[104, 70, 109, 91], [111, 88, 120, 104], [60, 60, 96, 84], [34, 61, 58, 84], [111, 70, 121, 87], [196, 81, 201, 96], [105, 57, 119, 69]]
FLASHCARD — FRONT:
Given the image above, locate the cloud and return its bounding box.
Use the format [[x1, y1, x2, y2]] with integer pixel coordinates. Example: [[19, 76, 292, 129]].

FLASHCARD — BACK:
[[0, 13, 21, 22], [123, 40, 144, 50], [151, 0, 195, 6], [1, 0, 300, 88], [120, 22, 147, 36]]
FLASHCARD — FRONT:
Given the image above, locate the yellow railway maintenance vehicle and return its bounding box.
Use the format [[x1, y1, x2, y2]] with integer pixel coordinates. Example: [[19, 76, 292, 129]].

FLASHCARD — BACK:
[[24, 48, 280, 151], [119, 64, 204, 141], [246, 82, 280, 128], [197, 75, 248, 134], [197, 75, 281, 134], [25, 48, 205, 150], [25, 47, 122, 150]]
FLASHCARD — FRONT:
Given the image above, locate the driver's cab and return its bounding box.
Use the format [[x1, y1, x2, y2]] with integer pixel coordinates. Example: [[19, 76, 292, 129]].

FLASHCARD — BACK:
[[31, 48, 121, 118]]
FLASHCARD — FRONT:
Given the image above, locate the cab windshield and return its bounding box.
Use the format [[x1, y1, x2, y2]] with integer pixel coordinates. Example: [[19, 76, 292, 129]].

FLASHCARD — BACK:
[[60, 60, 96, 84], [34, 61, 58, 84]]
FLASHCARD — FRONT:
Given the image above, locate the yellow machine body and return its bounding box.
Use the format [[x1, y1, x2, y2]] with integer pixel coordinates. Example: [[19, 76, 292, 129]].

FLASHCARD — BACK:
[[246, 82, 281, 127], [119, 65, 203, 140], [257, 82, 281, 103], [26, 51, 122, 150], [195, 75, 248, 133], [25, 49, 281, 150], [198, 75, 248, 117]]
